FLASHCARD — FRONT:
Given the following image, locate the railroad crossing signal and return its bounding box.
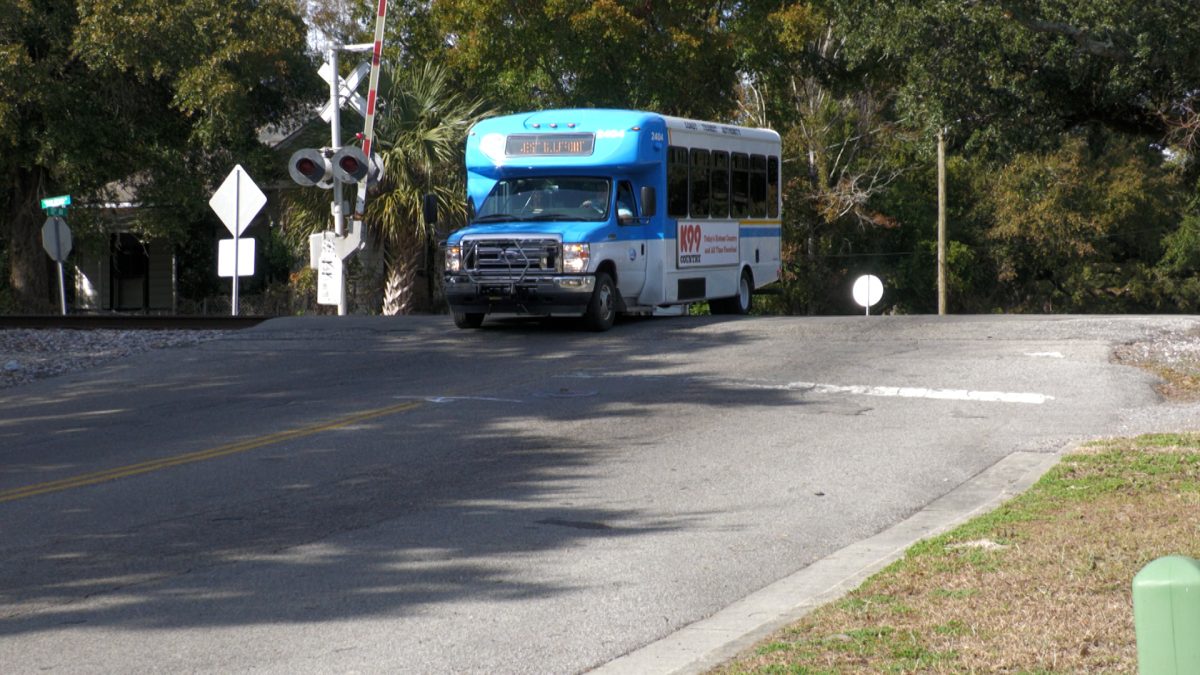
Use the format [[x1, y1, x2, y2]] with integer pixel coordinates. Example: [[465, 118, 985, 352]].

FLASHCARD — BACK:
[[319, 61, 371, 121], [287, 146, 383, 189]]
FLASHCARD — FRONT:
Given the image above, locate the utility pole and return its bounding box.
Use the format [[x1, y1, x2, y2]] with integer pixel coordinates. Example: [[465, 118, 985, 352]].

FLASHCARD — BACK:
[[937, 128, 947, 316]]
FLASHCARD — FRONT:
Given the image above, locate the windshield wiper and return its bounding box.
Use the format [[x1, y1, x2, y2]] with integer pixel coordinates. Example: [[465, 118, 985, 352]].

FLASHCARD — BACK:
[[473, 213, 520, 223], [527, 213, 581, 221]]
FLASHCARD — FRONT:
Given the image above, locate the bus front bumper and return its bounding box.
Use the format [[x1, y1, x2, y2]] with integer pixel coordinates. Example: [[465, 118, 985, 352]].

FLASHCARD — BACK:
[[444, 274, 595, 316]]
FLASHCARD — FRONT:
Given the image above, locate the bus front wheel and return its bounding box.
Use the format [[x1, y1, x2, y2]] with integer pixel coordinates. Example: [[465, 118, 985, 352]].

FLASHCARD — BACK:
[[583, 272, 617, 331], [453, 311, 485, 329]]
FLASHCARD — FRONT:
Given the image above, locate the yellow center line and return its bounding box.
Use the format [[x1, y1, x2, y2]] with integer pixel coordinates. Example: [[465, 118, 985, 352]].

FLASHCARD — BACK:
[[0, 400, 422, 504]]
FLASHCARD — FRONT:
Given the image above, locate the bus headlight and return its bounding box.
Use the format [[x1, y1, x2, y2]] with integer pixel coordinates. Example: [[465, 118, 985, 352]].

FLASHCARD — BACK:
[[562, 243, 589, 273], [445, 245, 462, 273]]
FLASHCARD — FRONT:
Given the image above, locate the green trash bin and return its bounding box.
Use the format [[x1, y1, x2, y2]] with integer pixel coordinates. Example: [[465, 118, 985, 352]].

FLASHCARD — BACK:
[[1133, 555, 1200, 674]]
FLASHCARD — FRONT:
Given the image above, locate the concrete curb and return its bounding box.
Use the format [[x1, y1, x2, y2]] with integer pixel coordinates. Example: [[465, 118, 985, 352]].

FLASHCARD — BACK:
[[590, 450, 1064, 674]]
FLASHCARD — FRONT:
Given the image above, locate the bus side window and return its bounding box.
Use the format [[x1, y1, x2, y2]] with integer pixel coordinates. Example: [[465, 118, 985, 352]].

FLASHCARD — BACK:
[[667, 146, 689, 218], [731, 153, 750, 218], [617, 181, 637, 223], [711, 150, 729, 218], [690, 148, 710, 218], [751, 154, 767, 218], [767, 156, 780, 218]]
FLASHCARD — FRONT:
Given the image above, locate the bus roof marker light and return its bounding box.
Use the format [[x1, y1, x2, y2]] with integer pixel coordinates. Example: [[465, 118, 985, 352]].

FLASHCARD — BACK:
[[568, 123, 576, 128], [631, 126, 641, 131], [549, 123, 558, 128]]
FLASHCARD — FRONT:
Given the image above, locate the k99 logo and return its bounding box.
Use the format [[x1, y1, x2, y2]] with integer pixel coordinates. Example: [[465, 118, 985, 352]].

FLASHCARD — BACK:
[[679, 223, 703, 254]]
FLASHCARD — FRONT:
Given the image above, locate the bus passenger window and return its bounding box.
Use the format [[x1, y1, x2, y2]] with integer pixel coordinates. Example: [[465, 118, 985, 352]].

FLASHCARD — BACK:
[[690, 148, 710, 218], [751, 154, 767, 218], [731, 153, 750, 218], [711, 151, 729, 218], [668, 146, 689, 217], [767, 156, 780, 218]]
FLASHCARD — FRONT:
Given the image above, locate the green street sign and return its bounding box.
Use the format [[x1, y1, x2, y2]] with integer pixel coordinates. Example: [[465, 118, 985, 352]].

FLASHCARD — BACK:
[[40, 195, 71, 210]]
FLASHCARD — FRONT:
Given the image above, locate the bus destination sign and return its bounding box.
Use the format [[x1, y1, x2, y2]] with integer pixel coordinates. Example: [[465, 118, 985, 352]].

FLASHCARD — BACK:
[[505, 133, 595, 157]]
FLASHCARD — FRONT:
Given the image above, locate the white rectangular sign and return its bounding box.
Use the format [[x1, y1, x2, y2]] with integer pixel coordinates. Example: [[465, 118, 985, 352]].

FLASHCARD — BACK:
[[317, 238, 344, 306], [677, 220, 739, 268], [218, 238, 256, 277]]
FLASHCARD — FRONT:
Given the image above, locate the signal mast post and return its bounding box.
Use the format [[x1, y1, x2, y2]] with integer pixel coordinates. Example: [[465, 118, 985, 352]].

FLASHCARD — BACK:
[[326, 43, 374, 315], [328, 46, 346, 242]]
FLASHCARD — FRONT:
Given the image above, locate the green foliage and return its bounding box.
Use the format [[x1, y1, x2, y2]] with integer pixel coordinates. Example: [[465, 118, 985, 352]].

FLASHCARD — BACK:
[[368, 61, 494, 246], [422, 0, 739, 118], [981, 133, 1182, 311], [8, 0, 1200, 315], [836, 0, 1200, 158], [0, 0, 319, 310]]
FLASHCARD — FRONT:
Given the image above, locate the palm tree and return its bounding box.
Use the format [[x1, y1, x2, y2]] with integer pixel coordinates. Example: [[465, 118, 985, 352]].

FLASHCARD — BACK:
[[366, 62, 493, 315]]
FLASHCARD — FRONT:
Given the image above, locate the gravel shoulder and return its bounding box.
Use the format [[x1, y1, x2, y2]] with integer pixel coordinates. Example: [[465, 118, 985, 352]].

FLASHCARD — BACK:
[[4, 321, 1200, 394], [0, 329, 228, 389]]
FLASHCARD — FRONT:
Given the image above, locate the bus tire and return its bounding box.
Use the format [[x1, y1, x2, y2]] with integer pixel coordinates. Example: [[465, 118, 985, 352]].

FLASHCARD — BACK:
[[712, 270, 753, 315], [453, 311, 485, 329], [583, 272, 617, 332]]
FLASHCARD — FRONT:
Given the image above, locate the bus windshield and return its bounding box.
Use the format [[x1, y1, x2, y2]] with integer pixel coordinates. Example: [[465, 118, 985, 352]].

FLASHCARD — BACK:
[[475, 176, 610, 223]]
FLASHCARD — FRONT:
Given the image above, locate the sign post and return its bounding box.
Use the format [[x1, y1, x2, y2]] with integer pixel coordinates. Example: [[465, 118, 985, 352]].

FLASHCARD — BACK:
[[41, 216, 73, 316], [39, 195, 73, 316], [209, 165, 266, 316]]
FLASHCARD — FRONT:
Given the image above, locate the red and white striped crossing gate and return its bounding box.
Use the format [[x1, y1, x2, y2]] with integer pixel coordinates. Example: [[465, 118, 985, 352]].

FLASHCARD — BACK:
[[354, 0, 389, 226]]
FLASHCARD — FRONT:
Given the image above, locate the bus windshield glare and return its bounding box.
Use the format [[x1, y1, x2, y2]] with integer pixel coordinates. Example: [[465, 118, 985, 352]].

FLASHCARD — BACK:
[[475, 176, 610, 223]]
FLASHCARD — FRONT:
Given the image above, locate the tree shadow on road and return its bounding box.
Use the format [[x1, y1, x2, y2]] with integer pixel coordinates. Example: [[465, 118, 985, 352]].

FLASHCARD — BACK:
[[0, 315, 810, 644]]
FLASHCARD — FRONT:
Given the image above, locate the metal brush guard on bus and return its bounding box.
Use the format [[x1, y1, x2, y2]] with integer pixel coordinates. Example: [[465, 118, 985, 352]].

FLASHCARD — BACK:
[[459, 237, 561, 286]]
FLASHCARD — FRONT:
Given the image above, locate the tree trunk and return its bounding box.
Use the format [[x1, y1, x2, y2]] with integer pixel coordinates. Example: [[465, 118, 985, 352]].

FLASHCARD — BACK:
[[382, 235, 433, 315], [5, 169, 52, 313]]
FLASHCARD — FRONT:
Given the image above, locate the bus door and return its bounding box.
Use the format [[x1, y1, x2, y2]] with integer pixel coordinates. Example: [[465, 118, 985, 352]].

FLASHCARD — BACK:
[[613, 179, 648, 303]]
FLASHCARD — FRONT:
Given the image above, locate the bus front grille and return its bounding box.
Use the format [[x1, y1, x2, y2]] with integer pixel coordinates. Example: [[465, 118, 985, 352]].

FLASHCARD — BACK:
[[463, 238, 560, 276]]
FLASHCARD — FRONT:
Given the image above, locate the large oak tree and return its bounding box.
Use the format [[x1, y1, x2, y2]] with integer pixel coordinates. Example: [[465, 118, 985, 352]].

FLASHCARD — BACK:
[[0, 0, 317, 311]]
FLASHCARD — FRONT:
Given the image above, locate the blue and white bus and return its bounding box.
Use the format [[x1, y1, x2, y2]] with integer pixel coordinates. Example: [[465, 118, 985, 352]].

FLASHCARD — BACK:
[[443, 109, 782, 330]]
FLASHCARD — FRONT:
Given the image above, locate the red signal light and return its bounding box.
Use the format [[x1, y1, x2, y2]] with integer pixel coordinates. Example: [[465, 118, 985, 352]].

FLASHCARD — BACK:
[[288, 148, 332, 187], [296, 157, 318, 176]]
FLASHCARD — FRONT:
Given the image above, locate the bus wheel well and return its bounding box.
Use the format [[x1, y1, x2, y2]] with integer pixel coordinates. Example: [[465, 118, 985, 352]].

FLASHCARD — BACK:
[[595, 260, 617, 286], [741, 265, 755, 288], [594, 260, 623, 311]]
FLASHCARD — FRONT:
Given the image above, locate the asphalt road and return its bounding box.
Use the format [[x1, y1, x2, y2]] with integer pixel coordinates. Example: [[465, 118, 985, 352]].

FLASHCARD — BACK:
[[1, 314, 1197, 674]]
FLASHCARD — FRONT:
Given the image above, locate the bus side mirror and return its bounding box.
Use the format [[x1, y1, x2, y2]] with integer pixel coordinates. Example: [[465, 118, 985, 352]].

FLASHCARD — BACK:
[[423, 193, 438, 226], [640, 186, 656, 217]]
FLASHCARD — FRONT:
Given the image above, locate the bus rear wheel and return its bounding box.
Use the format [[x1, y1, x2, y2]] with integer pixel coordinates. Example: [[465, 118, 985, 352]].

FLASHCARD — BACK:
[[711, 270, 753, 315]]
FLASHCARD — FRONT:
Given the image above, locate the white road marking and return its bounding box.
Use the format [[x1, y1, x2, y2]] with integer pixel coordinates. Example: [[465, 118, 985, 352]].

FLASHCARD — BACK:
[[1025, 351, 1065, 358], [749, 381, 1053, 405]]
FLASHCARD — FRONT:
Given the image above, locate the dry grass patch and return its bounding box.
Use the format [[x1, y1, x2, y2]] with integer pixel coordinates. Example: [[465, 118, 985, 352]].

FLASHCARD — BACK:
[[713, 434, 1200, 674]]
